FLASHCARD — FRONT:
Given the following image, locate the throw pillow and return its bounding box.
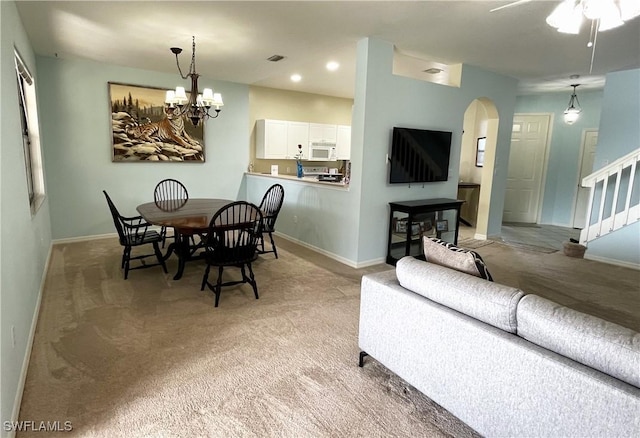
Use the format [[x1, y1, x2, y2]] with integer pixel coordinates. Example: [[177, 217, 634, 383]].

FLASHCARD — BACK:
[[423, 237, 493, 281]]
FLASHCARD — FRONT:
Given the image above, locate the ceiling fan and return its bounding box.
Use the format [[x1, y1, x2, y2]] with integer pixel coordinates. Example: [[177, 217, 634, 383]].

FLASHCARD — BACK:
[[490, 0, 640, 73]]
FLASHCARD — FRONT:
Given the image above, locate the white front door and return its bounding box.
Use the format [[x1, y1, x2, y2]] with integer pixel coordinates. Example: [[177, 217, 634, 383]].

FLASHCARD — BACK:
[[572, 130, 598, 229], [503, 115, 550, 223]]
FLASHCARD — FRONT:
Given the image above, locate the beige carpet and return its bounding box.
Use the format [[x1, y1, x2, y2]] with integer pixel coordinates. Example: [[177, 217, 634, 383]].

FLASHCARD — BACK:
[[18, 236, 639, 436], [18, 237, 479, 438]]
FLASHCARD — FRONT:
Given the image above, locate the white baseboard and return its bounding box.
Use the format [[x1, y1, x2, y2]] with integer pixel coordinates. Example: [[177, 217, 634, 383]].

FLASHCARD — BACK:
[[52, 232, 117, 244], [584, 253, 640, 270], [274, 232, 385, 269], [52, 227, 163, 245], [53, 231, 385, 269], [8, 244, 53, 438]]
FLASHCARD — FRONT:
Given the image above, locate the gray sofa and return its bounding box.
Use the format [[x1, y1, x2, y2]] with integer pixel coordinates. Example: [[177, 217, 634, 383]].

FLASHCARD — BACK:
[[358, 256, 640, 437]]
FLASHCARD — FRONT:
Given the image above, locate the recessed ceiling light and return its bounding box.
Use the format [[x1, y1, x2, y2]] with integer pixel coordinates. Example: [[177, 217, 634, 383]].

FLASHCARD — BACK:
[[291, 74, 302, 82], [326, 61, 340, 71]]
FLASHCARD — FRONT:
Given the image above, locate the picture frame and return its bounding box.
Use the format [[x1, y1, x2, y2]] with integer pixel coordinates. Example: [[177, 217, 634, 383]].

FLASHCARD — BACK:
[[436, 219, 449, 232], [109, 82, 205, 162], [476, 137, 486, 167], [395, 218, 407, 233]]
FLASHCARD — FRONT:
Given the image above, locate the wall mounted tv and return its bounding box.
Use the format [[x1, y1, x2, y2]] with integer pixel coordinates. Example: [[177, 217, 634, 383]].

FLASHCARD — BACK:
[[389, 127, 452, 184]]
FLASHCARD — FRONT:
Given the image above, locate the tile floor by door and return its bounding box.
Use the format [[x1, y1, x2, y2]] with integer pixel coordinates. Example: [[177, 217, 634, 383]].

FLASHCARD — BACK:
[[459, 222, 581, 251]]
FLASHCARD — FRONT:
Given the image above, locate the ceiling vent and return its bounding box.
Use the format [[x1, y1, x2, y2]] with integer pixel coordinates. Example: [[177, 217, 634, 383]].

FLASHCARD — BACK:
[[267, 55, 286, 62]]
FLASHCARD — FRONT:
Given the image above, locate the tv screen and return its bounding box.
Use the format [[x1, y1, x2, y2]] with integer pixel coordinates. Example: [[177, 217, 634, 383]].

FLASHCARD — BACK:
[[389, 127, 452, 184]]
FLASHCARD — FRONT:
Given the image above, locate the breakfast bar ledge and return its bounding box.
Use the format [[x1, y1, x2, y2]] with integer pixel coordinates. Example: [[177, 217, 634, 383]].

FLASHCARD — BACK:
[[245, 172, 350, 190]]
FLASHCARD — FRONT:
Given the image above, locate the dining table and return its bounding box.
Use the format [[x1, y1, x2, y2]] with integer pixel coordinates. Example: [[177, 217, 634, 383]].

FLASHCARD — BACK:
[[137, 198, 233, 280]]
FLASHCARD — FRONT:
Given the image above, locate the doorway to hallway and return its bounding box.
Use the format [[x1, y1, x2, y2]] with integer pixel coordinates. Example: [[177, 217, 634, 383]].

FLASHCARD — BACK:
[[503, 114, 551, 224]]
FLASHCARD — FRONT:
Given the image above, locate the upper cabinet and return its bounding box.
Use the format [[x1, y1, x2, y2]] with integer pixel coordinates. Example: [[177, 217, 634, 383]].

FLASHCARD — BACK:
[[336, 125, 351, 160], [256, 119, 309, 159], [286, 121, 309, 159], [256, 119, 350, 160], [309, 123, 338, 143]]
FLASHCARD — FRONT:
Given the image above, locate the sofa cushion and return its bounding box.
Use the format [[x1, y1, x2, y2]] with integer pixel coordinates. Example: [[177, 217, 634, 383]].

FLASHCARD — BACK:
[[517, 294, 640, 388], [423, 237, 493, 281], [396, 256, 523, 333]]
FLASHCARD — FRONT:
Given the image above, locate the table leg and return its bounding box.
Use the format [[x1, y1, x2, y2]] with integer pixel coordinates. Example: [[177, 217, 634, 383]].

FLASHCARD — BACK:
[[172, 230, 191, 280]]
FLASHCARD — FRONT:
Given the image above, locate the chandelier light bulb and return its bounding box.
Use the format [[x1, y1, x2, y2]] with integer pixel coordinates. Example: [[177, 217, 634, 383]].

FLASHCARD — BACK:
[[174, 87, 187, 102], [165, 90, 175, 104], [212, 93, 224, 109]]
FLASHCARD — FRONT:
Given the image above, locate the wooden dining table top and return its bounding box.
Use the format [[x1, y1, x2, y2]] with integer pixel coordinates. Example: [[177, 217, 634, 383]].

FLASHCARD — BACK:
[[136, 198, 233, 231]]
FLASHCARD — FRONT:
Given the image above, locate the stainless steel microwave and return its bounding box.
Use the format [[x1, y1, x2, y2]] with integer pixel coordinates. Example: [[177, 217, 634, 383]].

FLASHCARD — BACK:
[[308, 142, 337, 161]]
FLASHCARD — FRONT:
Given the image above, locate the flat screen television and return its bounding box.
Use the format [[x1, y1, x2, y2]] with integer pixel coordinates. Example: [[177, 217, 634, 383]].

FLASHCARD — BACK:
[[389, 127, 452, 184]]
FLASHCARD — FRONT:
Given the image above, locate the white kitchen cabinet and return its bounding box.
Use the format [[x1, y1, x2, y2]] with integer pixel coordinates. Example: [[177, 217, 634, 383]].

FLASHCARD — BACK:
[[286, 121, 309, 159], [256, 119, 309, 159], [309, 123, 337, 143], [256, 119, 287, 159], [256, 120, 349, 160], [336, 125, 351, 160]]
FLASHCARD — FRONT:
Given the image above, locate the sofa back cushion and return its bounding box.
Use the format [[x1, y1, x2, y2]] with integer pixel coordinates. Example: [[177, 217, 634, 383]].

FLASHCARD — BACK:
[[396, 256, 523, 333], [517, 294, 640, 388]]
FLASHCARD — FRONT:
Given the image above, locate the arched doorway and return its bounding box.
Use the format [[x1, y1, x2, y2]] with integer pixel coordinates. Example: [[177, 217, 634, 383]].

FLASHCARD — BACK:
[[459, 98, 499, 240]]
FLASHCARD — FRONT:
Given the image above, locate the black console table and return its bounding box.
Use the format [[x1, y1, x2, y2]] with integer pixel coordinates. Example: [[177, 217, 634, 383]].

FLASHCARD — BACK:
[[387, 198, 464, 265]]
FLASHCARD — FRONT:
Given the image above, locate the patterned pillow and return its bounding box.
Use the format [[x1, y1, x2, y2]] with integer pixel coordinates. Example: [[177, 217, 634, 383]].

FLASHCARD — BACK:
[[423, 237, 493, 281]]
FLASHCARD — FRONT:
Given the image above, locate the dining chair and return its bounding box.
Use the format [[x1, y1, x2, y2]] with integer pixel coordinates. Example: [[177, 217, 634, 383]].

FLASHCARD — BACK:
[[103, 190, 168, 279], [257, 184, 285, 258], [153, 179, 189, 246], [201, 201, 263, 307]]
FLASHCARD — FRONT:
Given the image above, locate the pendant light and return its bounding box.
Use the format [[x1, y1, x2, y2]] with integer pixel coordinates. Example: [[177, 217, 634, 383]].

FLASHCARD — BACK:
[[564, 84, 582, 125]]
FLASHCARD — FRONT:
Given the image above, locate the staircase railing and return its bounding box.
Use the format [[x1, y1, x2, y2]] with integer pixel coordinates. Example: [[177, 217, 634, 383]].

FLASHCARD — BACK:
[[580, 148, 640, 245]]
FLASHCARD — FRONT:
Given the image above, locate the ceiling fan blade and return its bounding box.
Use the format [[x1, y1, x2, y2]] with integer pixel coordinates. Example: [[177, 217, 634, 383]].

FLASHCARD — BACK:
[[490, 0, 533, 13]]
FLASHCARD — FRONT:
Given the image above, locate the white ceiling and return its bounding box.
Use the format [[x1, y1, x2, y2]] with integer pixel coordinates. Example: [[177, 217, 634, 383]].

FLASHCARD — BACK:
[[15, 1, 640, 98]]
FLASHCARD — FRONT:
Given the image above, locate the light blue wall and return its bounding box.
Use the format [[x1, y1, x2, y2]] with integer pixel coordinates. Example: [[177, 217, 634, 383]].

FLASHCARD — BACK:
[[36, 56, 250, 240], [1, 1, 53, 429], [595, 68, 640, 168], [586, 68, 640, 266], [515, 89, 603, 226], [245, 176, 360, 263], [352, 38, 518, 263]]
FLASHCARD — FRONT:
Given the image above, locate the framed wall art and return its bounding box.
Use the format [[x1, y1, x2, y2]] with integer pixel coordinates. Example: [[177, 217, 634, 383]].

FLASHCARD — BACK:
[[109, 82, 205, 162], [475, 137, 486, 167]]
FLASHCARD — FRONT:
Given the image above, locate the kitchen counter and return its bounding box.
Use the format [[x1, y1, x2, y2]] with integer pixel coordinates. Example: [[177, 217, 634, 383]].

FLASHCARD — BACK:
[[245, 172, 349, 190]]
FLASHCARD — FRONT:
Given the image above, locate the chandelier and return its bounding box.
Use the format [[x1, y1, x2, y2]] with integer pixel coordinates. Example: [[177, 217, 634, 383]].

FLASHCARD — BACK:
[[164, 36, 223, 127], [564, 84, 582, 125], [546, 0, 640, 34]]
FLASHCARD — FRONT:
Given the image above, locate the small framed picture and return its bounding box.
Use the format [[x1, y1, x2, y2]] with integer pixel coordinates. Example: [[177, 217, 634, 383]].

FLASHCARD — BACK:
[[436, 220, 449, 232], [476, 137, 486, 167]]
